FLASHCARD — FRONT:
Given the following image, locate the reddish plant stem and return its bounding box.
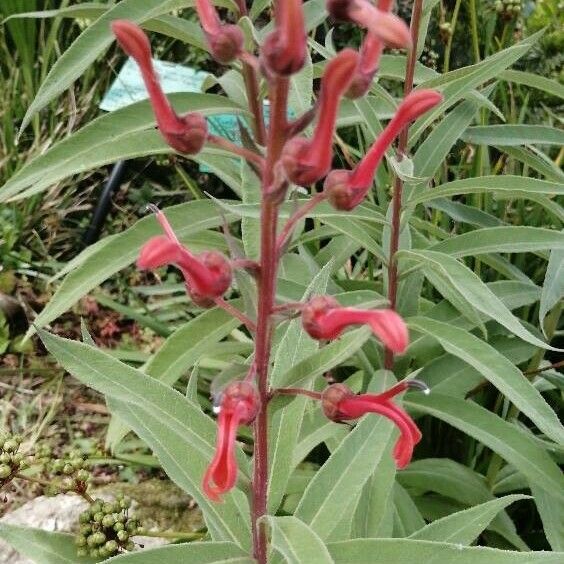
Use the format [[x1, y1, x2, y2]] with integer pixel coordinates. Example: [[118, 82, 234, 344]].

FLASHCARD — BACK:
[[384, 0, 424, 370], [272, 388, 322, 400], [208, 134, 265, 169], [251, 75, 289, 564], [243, 65, 267, 145], [213, 297, 257, 332]]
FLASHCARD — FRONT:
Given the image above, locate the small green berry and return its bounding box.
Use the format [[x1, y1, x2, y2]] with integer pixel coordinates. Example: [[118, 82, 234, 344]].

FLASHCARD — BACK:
[[75, 535, 87, 547], [91, 501, 103, 513], [0, 464, 11, 479], [3, 440, 18, 453], [116, 530, 128, 542], [105, 540, 119, 554], [92, 531, 106, 545], [0, 453, 10, 463], [93, 512, 104, 523], [76, 469, 89, 482], [114, 522, 125, 532], [102, 514, 115, 528], [98, 547, 110, 559], [63, 463, 75, 475]]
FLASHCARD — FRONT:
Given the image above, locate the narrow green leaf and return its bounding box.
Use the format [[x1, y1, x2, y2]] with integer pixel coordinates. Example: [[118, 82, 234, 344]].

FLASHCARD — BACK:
[[408, 317, 564, 444], [105, 541, 253, 563], [2, 93, 246, 202], [0, 525, 95, 564], [266, 516, 334, 564], [428, 227, 564, 257], [403, 251, 557, 352], [328, 538, 563, 563], [461, 125, 564, 146], [38, 330, 250, 546], [404, 393, 564, 495], [500, 70, 564, 99], [531, 484, 564, 551], [295, 401, 396, 539], [409, 495, 528, 545], [277, 327, 372, 388], [408, 176, 564, 207], [539, 249, 564, 334]]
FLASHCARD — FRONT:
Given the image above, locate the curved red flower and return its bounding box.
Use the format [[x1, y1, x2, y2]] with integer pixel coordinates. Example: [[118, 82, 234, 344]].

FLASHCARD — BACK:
[[203, 381, 260, 502], [111, 20, 207, 154], [137, 206, 232, 307], [321, 380, 428, 468], [302, 295, 408, 353]]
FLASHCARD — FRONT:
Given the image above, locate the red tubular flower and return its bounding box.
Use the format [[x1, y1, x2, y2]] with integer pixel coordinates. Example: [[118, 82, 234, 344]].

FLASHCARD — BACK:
[[321, 380, 427, 468], [281, 49, 360, 186], [302, 295, 408, 353], [346, 0, 394, 98], [111, 20, 208, 154], [325, 89, 443, 210], [137, 205, 232, 307], [203, 381, 260, 502], [262, 0, 307, 76], [327, 0, 411, 49], [195, 0, 244, 63]]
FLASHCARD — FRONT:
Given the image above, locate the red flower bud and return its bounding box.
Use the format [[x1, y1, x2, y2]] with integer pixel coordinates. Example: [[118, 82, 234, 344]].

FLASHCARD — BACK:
[[112, 20, 208, 154], [137, 206, 232, 307], [281, 49, 360, 186], [321, 380, 427, 468], [203, 381, 260, 502], [262, 0, 307, 76], [302, 295, 409, 353], [327, 0, 412, 49], [325, 89, 443, 210], [195, 0, 244, 63]]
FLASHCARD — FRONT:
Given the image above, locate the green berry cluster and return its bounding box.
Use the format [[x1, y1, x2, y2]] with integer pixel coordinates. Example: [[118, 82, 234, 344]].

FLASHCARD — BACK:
[[75, 494, 138, 559], [494, 0, 522, 19], [0, 434, 25, 486], [48, 450, 90, 496]]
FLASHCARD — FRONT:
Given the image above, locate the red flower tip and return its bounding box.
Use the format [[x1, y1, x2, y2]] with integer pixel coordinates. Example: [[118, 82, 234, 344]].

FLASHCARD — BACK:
[[195, 0, 243, 63], [203, 381, 260, 502], [325, 88, 443, 210], [302, 295, 409, 353], [111, 20, 208, 154], [281, 49, 360, 186], [321, 380, 426, 468], [327, 0, 412, 49], [262, 0, 307, 76], [138, 207, 232, 307]]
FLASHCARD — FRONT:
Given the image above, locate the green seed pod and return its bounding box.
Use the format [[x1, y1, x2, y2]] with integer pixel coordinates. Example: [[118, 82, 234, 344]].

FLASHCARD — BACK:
[[126, 541, 135, 551], [102, 514, 115, 528], [105, 540, 119, 554], [87, 534, 98, 547], [79, 511, 91, 524], [3, 440, 18, 453], [91, 501, 103, 513], [89, 548, 99, 558], [0, 453, 10, 464], [75, 535, 87, 547], [98, 547, 110, 559], [92, 531, 106, 545], [76, 469, 89, 482], [102, 502, 114, 514], [116, 513, 127, 523], [63, 463, 75, 475], [0, 464, 11, 479], [116, 530, 129, 542], [93, 512, 104, 523], [126, 520, 138, 533], [114, 522, 125, 532], [13, 453, 23, 464]]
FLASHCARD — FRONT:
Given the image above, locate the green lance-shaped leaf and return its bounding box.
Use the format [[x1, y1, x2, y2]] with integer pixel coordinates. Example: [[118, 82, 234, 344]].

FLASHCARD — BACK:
[[402, 251, 559, 352], [266, 516, 334, 564], [105, 541, 253, 563], [408, 317, 564, 444], [1, 93, 246, 203], [295, 379, 397, 540], [0, 525, 96, 564], [461, 125, 564, 146], [38, 330, 250, 547], [407, 176, 564, 207], [327, 538, 564, 563], [409, 495, 529, 545], [404, 393, 564, 496], [539, 249, 564, 335], [428, 226, 564, 257]]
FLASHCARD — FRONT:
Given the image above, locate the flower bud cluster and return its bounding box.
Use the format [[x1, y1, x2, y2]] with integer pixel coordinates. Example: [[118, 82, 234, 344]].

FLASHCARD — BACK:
[[0, 434, 25, 486], [494, 0, 522, 20], [47, 450, 91, 496], [75, 494, 137, 559]]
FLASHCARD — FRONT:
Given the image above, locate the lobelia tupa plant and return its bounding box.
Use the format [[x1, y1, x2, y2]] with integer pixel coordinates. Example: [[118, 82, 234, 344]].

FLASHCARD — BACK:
[[109, 3, 440, 559], [3, 0, 564, 563]]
